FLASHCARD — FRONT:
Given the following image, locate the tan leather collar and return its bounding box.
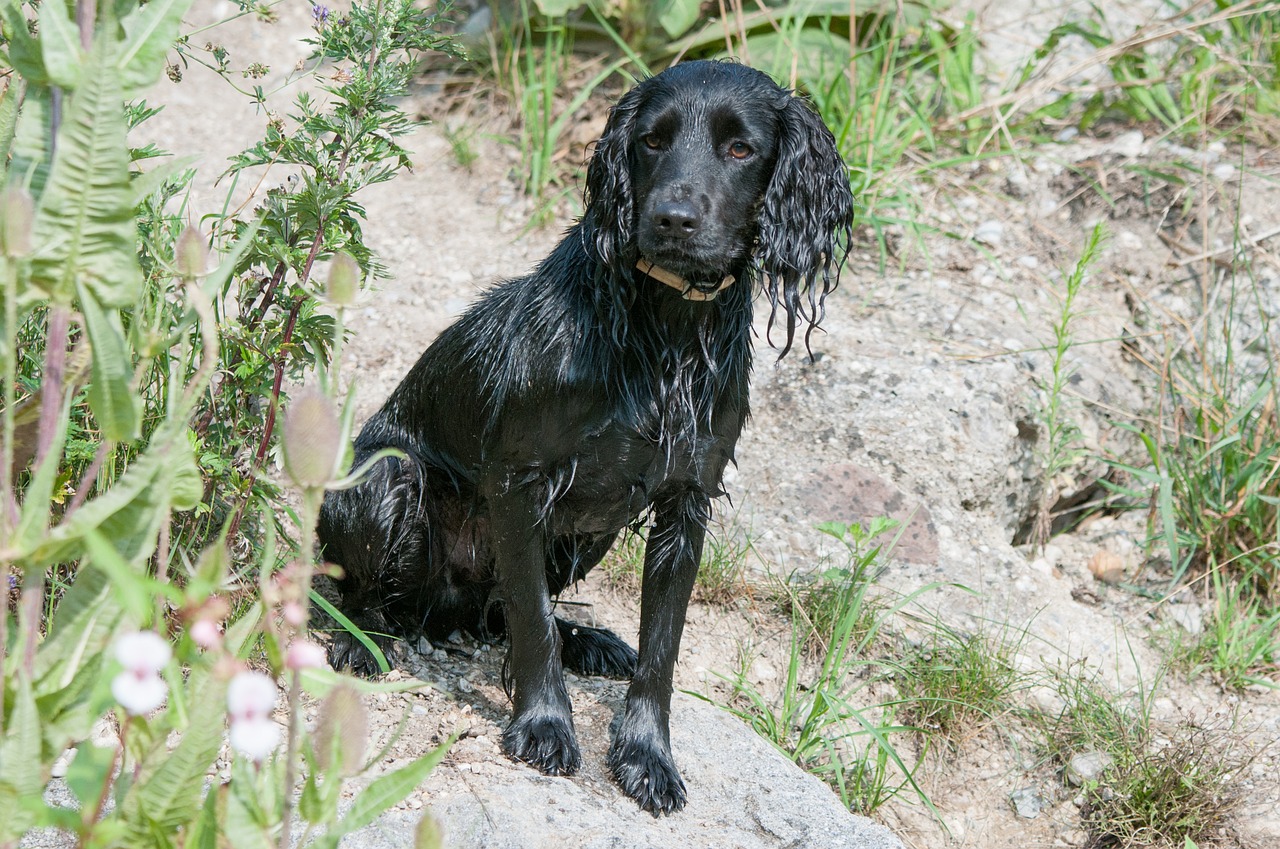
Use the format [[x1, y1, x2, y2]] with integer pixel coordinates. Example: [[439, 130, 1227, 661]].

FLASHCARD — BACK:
[[636, 259, 735, 302]]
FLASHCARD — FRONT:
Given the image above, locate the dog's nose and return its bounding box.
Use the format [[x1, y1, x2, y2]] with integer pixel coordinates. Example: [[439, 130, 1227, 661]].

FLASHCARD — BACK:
[[650, 201, 701, 240]]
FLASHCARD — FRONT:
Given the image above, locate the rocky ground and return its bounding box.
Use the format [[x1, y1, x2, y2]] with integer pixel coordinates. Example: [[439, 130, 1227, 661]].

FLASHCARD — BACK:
[[129, 2, 1280, 847]]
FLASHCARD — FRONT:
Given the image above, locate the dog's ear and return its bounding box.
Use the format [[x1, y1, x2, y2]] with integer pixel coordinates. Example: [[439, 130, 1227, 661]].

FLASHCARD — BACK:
[[584, 83, 645, 277], [756, 94, 855, 358]]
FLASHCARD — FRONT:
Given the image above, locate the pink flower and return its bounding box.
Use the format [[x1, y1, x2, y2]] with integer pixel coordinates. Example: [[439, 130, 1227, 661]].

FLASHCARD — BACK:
[[190, 619, 222, 649], [111, 631, 172, 716], [227, 671, 277, 722], [227, 671, 280, 761], [286, 640, 328, 671], [229, 716, 281, 762]]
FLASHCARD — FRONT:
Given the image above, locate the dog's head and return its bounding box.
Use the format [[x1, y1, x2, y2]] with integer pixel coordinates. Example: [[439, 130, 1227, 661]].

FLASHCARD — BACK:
[[584, 59, 854, 355]]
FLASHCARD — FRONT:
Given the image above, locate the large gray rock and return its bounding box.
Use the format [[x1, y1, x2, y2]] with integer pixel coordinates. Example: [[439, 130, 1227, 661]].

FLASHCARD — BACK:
[[344, 695, 901, 849]]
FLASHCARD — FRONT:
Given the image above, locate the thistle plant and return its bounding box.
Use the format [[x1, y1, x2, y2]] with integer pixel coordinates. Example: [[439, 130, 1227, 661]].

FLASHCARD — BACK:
[[0, 2, 453, 846]]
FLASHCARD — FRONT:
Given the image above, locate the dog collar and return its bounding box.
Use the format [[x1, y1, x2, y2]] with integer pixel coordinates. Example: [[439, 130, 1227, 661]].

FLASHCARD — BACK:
[[636, 259, 735, 302]]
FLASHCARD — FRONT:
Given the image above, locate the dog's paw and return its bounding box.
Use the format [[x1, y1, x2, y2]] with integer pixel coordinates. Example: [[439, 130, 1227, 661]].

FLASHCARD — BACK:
[[502, 714, 581, 776], [608, 734, 687, 816], [558, 620, 639, 679], [327, 631, 394, 678]]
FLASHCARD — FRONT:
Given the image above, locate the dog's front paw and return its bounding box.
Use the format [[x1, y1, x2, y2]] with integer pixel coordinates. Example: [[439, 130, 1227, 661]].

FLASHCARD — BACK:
[[608, 734, 687, 815], [502, 714, 581, 776]]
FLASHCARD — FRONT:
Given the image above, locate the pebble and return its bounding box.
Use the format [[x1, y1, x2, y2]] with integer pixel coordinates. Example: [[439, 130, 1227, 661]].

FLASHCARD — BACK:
[[417, 636, 434, 655], [974, 220, 1005, 246], [1009, 786, 1052, 818], [51, 747, 76, 778], [1160, 601, 1204, 635], [1065, 750, 1114, 786]]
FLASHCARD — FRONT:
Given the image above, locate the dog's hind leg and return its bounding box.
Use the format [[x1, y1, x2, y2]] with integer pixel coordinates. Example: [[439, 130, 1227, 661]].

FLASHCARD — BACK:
[[556, 618, 637, 679], [318, 455, 429, 677]]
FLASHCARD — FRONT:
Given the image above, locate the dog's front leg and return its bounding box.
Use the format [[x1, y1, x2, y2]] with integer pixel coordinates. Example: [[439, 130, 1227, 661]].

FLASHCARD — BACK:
[[487, 478, 581, 776], [608, 489, 708, 815]]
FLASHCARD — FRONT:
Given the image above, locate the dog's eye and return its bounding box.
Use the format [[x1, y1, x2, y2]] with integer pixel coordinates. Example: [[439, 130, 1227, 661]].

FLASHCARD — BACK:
[[641, 134, 663, 151], [727, 141, 753, 160]]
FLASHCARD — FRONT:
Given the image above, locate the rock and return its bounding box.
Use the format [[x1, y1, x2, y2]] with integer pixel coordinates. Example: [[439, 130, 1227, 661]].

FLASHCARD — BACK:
[[1009, 786, 1052, 819], [341, 695, 903, 849], [974, 219, 1005, 246], [1161, 601, 1204, 635], [1087, 550, 1125, 584], [50, 748, 75, 779], [1065, 751, 1114, 786]]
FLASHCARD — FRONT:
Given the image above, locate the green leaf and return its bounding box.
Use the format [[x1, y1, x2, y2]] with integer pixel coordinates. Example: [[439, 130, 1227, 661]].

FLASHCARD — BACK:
[[655, 0, 700, 40], [34, 565, 123, 696], [309, 590, 390, 674], [0, 75, 24, 183], [9, 83, 53, 201], [77, 280, 141, 441], [66, 741, 118, 809], [328, 736, 455, 840], [0, 675, 43, 841], [38, 0, 82, 89], [120, 675, 228, 843], [0, 3, 48, 86], [30, 422, 202, 566], [117, 0, 195, 96], [30, 35, 141, 307], [184, 785, 220, 849]]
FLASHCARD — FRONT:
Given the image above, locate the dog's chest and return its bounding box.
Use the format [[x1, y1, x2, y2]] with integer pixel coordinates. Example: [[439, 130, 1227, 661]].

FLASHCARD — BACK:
[[546, 385, 743, 535]]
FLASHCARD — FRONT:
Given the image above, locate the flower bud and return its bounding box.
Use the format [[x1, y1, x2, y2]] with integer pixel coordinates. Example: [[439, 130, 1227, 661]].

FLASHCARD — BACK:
[[325, 252, 360, 306], [1, 187, 34, 258], [315, 684, 368, 775], [281, 388, 342, 488], [175, 226, 208, 279], [286, 639, 327, 671]]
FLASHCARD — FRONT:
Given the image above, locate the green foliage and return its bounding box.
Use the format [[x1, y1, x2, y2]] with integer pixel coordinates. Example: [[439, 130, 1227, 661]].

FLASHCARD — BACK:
[[1039, 665, 1246, 848], [896, 619, 1026, 743], [1026, 4, 1280, 141], [1170, 571, 1280, 690], [698, 520, 941, 817], [1026, 223, 1105, 549], [1, 3, 453, 846]]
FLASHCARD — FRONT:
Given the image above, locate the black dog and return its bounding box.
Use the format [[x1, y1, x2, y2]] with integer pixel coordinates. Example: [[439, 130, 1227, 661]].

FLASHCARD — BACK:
[[318, 59, 853, 814]]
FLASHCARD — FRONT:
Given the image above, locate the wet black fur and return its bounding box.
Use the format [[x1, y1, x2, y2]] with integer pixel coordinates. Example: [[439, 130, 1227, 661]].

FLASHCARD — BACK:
[[317, 60, 853, 814]]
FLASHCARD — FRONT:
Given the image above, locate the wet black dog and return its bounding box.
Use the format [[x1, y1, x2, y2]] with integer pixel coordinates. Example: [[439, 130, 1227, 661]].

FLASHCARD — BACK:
[[318, 59, 853, 814]]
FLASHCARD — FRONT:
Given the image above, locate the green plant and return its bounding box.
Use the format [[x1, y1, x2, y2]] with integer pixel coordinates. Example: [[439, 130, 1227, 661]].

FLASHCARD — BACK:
[[1170, 570, 1280, 690], [774, 518, 898, 655], [896, 619, 1027, 744], [697, 520, 941, 817], [692, 524, 752, 604], [1027, 222, 1105, 549], [1020, 2, 1280, 142], [0, 2, 453, 845], [1039, 664, 1247, 848]]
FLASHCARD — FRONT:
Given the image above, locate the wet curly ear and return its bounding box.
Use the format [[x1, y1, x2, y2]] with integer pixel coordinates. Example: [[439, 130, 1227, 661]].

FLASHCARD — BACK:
[[755, 93, 855, 358], [583, 83, 645, 278]]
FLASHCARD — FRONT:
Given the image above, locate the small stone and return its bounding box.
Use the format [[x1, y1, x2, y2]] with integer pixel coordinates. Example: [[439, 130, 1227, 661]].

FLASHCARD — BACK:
[[1161, 602, 1203, 635], [51, 747, 76, 778], [1010, 786, 1051, 818], [1065, 751, 1114, 786], [974, 220, 1004, 246], [749, 659, 777, 684], [417, 636, 434, 655], [456, 677, 474, 694], [1087, 550, 1125, 584]]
